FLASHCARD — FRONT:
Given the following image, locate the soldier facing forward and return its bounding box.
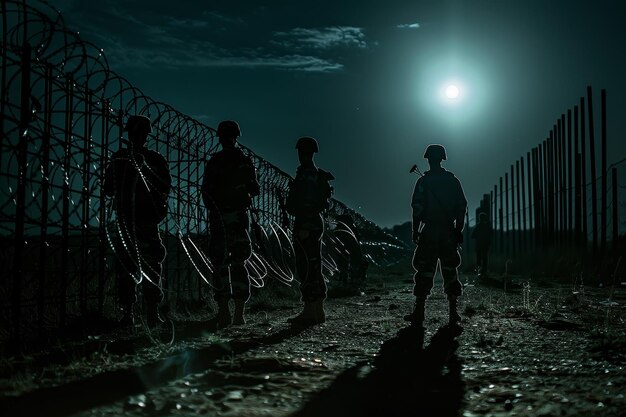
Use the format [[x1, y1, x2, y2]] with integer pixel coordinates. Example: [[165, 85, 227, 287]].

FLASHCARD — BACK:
[[286, 137, 334, 325], [102, 115, 171, 328], [405, 144, 467, 326], [201, 120, 260, 328]]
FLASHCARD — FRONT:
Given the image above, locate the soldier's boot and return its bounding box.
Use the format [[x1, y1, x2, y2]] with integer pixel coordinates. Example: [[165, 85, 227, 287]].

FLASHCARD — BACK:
[[404, 297, 426, 325], [233, 299, 246, 325], [449, 297, 461, 325], [214, 299, 231, 329], [288, 300, 325, 326]]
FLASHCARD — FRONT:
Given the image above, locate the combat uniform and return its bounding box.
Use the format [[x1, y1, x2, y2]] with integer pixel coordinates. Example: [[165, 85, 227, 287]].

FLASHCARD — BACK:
[[103, 141, 171, 326], [411, 167, 467, 300], [201, 147, 260, 304], [286, 165, 334, 303]]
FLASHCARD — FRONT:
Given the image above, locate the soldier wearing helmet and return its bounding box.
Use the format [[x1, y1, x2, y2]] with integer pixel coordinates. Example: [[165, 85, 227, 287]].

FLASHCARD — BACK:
[[405, 143, 467, 326], [285, 136, 334, 325], [201, 120, 260, 328], [102, 115, 172, 328]]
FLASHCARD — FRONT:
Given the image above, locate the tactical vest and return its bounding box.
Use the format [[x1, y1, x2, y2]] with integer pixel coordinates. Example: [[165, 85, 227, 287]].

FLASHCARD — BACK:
[[286, 167, 333, 217]]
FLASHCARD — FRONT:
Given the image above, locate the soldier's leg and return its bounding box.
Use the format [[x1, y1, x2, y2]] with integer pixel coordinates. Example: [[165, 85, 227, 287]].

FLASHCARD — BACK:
[[290, 216, 325, 325], [209, 215, 231, 327], [226, 212, 252, 325], [114, 220, 138, 325], [209, 215, 230, 302], [298, 218, 325, 303], [441, 243, 463, 324], [405, 242, 438, 324], [412, 242, 439, 298], [136, 224, 166, 327]]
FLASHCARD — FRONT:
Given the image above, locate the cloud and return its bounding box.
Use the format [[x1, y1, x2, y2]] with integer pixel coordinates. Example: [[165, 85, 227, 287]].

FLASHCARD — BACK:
[[273, 27, 367, 50], [57, 3, 349, 73], [167, 17, 210, 28], [396, 23, 420, 29], [104, 44, 343, 72]]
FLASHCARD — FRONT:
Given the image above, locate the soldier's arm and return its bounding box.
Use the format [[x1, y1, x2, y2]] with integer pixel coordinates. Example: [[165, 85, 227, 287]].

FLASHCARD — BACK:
[[245, 157, 261, 198], [411, 179, 425, 239], [155, 154, 172, 195], [453, 178, 468, 231]]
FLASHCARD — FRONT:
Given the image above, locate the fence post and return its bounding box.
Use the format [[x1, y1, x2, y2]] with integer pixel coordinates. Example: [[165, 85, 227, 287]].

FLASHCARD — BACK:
[[612, 167, 618, 248], [587, 86, 599, 259], [499, 176, 504, 254], [532, 148, 542, 248], [13, 43, 32, 340], [60, 76, 74, 328], [505, 172, 510, 256], [521, 156, 527, 252], [516, 160, 522, 253], [556, 120, 562, 246], [567, 109, 573, 244], [494, 184, 499, 254], [560, 114, 567, 246], [580, 98, 588, 250], [600, 89, 607, 254], [38, 64, 53, 337]]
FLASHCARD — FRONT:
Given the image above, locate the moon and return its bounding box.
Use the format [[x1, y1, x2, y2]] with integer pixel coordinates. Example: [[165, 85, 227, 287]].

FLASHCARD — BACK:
[[445, 84, 460, 99]]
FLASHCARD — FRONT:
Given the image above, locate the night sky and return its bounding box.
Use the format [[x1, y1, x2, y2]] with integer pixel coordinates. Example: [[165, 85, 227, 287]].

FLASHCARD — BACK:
[[54, 0, 626, 227]]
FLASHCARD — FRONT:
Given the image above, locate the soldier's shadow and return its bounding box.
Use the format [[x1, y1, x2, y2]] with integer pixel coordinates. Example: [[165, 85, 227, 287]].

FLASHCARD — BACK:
[[291, 324, 464, 417]]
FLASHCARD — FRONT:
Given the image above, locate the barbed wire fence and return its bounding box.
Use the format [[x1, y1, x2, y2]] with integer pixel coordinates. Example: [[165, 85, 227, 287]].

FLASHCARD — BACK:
[[0, 0, 408, 342]]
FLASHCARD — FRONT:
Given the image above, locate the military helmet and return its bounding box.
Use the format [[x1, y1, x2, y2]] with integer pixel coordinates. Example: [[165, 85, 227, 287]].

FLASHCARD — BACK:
[[423, 144, 447, 161], [295, 136, 319, 153], [217, 120, 241, 138], [124, 115, 152, 134]]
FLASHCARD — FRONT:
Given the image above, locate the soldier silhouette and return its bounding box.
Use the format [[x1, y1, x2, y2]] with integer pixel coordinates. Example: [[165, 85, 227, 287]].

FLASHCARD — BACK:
[[102, 115, 171, 327], [405, 144, 467, 326], [201, 120, 260, 328], [471, 212, 492, 277], [285, 137, 334, 325]]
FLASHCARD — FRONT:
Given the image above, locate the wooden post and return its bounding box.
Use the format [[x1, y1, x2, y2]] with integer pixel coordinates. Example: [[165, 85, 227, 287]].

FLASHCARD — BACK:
[[505, 172, 510, 256], [600, 89, 607, 254], [574, 105, 581, 244], [580, 98, 588, 249], [567, 109, 573, 243], [587, 86, 599, 258], [539, 140, 548, 245], [532, 148, 542, 248], [556, 120, 562, 246], [575, 153, 582, 247], [521, 155, 527, 252], [560, 114, 567, 245], [511, 166, 517, 256], [500, 176, 504, 253], [494, 184, 498, 254], [612, 168, 618, 248], [516, 160, 522, 253], [547, 131, 555, 245]]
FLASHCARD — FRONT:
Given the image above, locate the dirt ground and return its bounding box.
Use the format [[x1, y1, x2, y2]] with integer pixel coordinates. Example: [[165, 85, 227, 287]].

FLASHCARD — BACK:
[[1, 262, 625, 417]]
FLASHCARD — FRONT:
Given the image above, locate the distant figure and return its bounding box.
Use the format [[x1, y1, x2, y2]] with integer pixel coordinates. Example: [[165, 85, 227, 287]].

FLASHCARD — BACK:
[[405, 144, 467, 326], [102, 115, 171, 327], [334, 214, 368, 295], [471, 212, 492, 277], [201, 120, 260, 328], [285, 137, 334, 325]]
